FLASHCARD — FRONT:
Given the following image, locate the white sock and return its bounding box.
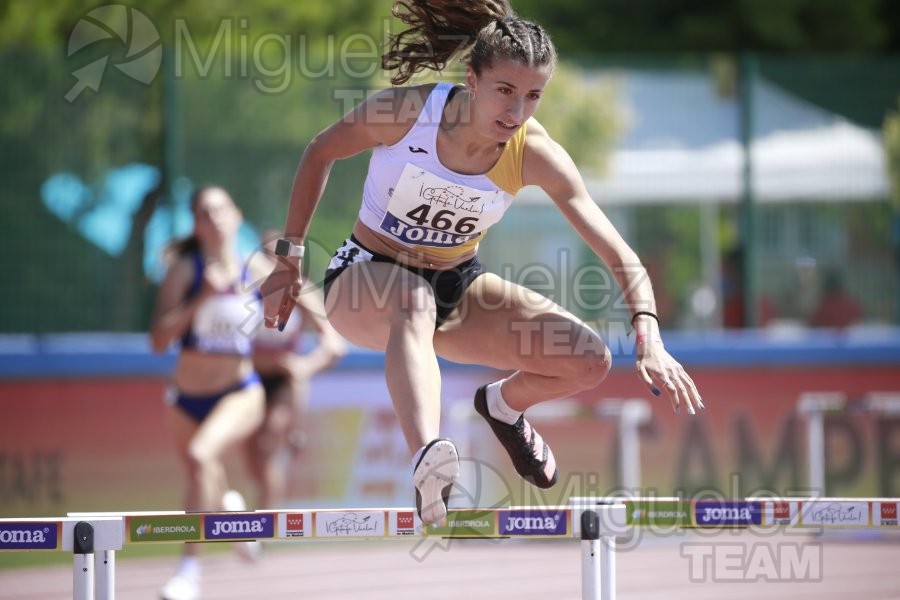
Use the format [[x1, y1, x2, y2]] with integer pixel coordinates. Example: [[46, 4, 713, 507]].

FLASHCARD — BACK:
[[176, 555, 200, 580], [412, 446, 425, 470], [486, 379, 522, 425]]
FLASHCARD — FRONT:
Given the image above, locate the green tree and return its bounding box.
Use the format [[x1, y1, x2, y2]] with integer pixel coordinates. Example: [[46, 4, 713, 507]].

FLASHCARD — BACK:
[[886, 99, 900, 211], [537, 62, 622, 175], [514, 0, 894, 53]]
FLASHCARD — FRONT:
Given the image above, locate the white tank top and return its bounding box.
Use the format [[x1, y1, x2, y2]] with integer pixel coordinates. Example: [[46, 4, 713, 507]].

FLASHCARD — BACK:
[[180, 251, 261, 356], [357, 82, 527, 261]]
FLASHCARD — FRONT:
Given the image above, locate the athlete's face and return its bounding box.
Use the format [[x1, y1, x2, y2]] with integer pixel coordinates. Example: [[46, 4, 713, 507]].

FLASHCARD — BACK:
[[466, 59, 552, 142], [192, 188, 242, 245]]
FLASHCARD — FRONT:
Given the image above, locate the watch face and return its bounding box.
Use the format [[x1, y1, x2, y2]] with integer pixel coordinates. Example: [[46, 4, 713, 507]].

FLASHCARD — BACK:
[[275, 239, 291, 256]]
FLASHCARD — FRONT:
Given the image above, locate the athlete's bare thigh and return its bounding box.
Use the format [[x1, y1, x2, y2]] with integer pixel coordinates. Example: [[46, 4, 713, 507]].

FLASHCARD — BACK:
[[324, 261, 437, 351], [433, 272, 608, 374]]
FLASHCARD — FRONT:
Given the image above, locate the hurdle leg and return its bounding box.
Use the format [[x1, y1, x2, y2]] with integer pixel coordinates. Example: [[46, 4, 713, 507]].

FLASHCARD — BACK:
[[580, 510, 616, 600], [96, 550, 115, 600], [73, 522, 94, 600], [798, 392, 845, 496], [618, 401, 650, 492], [600, 534, 615, 600], [807, 410, 826, 494]]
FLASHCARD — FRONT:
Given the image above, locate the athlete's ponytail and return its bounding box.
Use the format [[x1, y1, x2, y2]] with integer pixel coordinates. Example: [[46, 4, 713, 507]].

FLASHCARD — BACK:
[[383, 0, 556, 85]]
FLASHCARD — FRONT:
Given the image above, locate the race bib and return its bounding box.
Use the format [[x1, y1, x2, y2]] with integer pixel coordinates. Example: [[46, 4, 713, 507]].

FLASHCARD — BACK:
[[192, 294, 257, 354], [379, 163, 509, 248]]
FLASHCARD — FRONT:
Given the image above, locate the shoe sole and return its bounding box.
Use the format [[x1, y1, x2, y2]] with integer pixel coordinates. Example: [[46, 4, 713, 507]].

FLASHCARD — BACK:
[[413, 439, 460, 526]]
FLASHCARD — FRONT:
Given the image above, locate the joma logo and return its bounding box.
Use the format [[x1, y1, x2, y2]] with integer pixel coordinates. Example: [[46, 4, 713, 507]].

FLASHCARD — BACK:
[[504, 516, 559, 532], [0, 529, 46, 544], [210, 520, 264, 536], [701, 507, 752, 522]]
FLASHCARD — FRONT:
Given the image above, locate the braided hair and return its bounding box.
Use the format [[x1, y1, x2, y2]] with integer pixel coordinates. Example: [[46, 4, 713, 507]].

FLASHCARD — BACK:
[[383, 0, 557, 85]]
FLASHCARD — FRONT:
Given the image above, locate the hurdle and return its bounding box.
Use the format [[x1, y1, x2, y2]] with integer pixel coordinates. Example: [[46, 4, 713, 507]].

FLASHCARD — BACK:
[[595, 399, 652, 491], [798, 391, 847, 495], [5, 497, 900, 600], [2, 503, 626, 600], [798, 391, 900, 495]]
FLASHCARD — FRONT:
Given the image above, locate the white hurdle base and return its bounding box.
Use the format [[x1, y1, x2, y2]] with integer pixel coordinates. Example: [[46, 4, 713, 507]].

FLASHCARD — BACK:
[[62, 518, 123, 600], [73, 552, 93, 600], [575, 501, 627, 600]]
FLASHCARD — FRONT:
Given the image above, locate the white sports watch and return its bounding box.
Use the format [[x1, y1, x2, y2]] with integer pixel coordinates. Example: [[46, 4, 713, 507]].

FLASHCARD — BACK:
[[274, 239, 305, 258]]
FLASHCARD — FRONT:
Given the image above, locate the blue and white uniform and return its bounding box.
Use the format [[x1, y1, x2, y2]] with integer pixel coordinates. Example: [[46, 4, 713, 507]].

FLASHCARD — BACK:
[[180, 251, 260, 356], [168, 251, 262, 422]]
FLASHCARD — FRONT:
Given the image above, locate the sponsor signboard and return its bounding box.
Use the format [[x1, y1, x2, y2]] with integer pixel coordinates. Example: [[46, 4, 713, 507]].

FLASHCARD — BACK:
[[428, 510, 496, 537], [0, 522, 59, 550], [205, 513, 275, 540], [388, 511, 417, 536], [280, 512, 312, 538], [497, 510, 567, 536], [694, 501, 762, 527], [875, 502, 898, 527], [315, 511, 385, 538], [765, 500, 800, 526], [128, 516, 202, 543], [800, 501, 869, 527], [627, 501, 692, 527]]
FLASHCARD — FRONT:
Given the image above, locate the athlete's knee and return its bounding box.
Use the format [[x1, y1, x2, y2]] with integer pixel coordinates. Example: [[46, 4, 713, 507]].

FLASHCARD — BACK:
[[561, 346, 612, 390], [184, 443, 218, 477]]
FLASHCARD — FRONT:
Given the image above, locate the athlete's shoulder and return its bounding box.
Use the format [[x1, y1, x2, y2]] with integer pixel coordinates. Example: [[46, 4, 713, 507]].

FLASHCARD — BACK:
[[523, 117, 554, 148], [521, 117, 579, 188], [155, 250, 200, 303], [523, 117, 567, 164], [168, 251, 199, 281]]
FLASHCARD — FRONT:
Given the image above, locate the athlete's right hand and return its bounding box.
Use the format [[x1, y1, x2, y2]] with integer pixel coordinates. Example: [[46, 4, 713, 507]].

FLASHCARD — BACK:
[[260, 263, 302, 330]]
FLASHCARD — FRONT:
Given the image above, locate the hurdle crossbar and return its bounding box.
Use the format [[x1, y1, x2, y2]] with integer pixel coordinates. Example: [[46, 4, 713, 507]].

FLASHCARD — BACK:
[[3, 498, 900, 600]]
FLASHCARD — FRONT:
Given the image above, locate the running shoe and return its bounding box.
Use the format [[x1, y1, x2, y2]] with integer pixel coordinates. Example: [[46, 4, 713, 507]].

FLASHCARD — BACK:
[[413, 438, 460, 526], [222, 490, 263, 563], [473, 385, 558, 489], [159, 574, 199, 600]]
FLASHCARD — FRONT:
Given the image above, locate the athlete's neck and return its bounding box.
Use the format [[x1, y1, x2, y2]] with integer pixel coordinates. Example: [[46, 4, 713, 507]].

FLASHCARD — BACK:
[[440, 89, 504, 158], [199, 239, 235, 263]]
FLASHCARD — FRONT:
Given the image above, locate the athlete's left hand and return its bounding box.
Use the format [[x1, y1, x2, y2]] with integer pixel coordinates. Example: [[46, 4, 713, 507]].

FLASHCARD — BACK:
[[635, 341, 704, 415]]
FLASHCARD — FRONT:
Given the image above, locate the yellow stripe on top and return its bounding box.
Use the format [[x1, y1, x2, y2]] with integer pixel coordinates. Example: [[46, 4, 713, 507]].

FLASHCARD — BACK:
[[413, 231, 485, 261], [486, 122, 527, 195]]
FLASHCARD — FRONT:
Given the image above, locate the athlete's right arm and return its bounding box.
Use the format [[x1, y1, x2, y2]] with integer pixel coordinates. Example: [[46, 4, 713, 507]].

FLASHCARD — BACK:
[[282, 85, 428, 245], [262, 86, 431, 329], [149, 257, 205, 353]]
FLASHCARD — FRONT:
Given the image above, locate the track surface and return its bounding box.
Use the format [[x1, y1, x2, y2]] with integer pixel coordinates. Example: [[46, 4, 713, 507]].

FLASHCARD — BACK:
[[2, 533, 900, 599]]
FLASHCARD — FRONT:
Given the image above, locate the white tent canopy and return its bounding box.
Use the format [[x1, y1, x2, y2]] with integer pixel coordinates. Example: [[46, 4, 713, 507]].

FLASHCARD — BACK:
[[519, 71, 890, 206]]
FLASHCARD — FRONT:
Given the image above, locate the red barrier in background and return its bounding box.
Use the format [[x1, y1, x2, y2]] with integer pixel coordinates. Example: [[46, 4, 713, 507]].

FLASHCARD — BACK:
[[1, 366, 899, 518]]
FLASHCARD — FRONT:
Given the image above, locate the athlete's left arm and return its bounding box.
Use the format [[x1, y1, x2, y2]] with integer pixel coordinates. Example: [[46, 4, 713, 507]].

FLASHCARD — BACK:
[[522, 119, 703, 415]]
